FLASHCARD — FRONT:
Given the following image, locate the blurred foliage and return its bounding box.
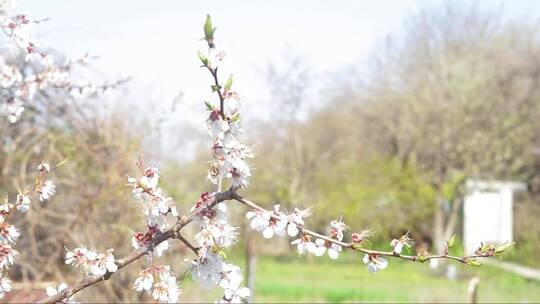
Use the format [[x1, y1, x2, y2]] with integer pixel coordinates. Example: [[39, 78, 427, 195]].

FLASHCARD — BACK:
[[312, 157, 436, 241]]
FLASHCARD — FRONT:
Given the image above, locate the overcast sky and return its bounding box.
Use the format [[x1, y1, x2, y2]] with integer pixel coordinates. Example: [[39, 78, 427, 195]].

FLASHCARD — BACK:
[[19, 0, 540, 106], [16, 0, 540, 157]]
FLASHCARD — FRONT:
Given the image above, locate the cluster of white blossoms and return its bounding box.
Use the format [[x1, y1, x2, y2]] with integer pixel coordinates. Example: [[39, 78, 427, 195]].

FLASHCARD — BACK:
[[65, 247, 118, 277], [246, 205, 349, 259], [191, 251, 250, 303], [0, 0, 118, 123], [0, 0, 36, 55], [311, 218, 347, 259], [133, 265, 180, 303], [0, 244, 18, 269], [125, 160, 181, 303], [0, 0, 55, 123], [180, 17, 252, 303], [188, 191, 250, 303], [206, 108, 255, 189], [191, 192, 237, 254], [200, 40, 254, 190], [246, 205, 312, 240], [128, 166, 178, 232], [0, 161, 57, 299]]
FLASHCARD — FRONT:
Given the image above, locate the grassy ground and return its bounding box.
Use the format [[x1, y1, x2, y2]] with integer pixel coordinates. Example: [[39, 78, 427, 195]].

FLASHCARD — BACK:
[[181, 252, 540, 303]]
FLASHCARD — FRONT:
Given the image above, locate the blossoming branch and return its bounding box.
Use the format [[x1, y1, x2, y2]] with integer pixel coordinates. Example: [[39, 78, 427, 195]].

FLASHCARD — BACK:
[[0, 0, 128, 123], [34, 15, 514, 304], [0, 159, 62, 299]]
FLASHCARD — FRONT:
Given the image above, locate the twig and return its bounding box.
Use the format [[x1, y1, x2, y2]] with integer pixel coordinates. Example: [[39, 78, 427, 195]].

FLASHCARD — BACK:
[[175, 234, 199, 255], [232, 194, 491, 264], [206, 66, 225, 119]]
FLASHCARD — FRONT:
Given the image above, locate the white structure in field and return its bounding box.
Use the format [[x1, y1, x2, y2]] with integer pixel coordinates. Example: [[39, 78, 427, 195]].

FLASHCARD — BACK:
[[463, 180, 525, 254]]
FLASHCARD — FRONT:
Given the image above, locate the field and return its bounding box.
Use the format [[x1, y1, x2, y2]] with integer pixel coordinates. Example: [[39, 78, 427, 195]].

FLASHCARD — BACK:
[[182, 253, 540, 303]]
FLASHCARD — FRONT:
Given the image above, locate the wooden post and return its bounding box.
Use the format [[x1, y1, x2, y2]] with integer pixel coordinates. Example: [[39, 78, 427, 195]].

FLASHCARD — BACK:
[[245, 227, 256, 303], [468, 276, 480, 304]]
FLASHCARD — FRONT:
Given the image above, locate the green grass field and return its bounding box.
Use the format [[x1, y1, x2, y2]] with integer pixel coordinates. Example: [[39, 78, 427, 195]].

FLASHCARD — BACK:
[[181, 252, 540, 303]]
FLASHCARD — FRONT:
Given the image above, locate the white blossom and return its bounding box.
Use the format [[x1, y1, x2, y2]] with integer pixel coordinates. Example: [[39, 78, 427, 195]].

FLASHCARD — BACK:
[[246, 210, 270, 231], [15, 193, 31, 212], [191, 251, 225, 289], [2, 98, 24, 123], [196, 222, 237, 249], [390, 232, 414, 254], [207, 110, 229, 140], [220, 286, 250, 303], [213, 261, 251, 303], [0, 223, 19, 244], [37, 180, 56, 202], [228, 165, 251, 188], [0, 276, 11, 299], [140, 167, 159, 190], [0, 59, 21, 88], [218, 263, 243, 290], [153, 240, 170, 257], [214, 224, 237, 248], [37, 162, 51, 172], [206, 48, 227, 69], [286, 207, 311, 237], [0, 244, 18, 269], [65, 247, 117, 276], [135, 188, 177, 230], [45, 283, 76, 303], [291, 236, 317, 255], [133, 269, 154, 293], [262, 217, 286, 239], [314, 238, 342, 259], [152, 275, 180, 303], [363, 254, 388, 273], [133, 265, 180, 303], [267, 205, 288, 239], [329, 218, 348, 241]]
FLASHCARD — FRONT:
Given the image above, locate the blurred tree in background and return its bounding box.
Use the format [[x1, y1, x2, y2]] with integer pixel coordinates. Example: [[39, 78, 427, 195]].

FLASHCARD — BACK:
[[236, 3, 540, 264]]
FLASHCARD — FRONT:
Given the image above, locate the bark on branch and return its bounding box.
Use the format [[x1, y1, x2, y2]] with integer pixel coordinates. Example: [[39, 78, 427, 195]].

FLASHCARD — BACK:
[[38, 187, 237, 304]]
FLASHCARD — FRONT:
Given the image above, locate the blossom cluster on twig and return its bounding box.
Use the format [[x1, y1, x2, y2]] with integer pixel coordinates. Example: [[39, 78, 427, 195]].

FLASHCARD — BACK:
[[126, 157, 181, 303], [0, 0, 128, 123], [0, 160, 60, 299]]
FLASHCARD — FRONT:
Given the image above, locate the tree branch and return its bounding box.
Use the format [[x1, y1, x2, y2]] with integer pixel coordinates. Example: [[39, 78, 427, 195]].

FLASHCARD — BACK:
[[37, 230, 174, 304], [38, 187, 237, 304], [39, 185, 490, 304], [175, 234, 199, 255], [232, 194, 492, 264], [206, 65, 226, 119]]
